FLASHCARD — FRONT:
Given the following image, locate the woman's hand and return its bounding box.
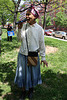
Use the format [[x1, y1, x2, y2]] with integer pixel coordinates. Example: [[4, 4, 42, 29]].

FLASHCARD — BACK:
[[41, 60, 48, 67]]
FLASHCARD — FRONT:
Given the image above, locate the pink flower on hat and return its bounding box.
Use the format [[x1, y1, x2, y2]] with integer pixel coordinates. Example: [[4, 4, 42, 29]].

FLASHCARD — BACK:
[[27, 4, 39, 19]]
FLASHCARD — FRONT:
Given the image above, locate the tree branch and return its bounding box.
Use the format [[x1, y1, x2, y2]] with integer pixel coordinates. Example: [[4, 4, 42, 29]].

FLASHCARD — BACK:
[[4, 2, 14, 13], [12, 0, 16, 8], [48, 1, 58, 4], [16, 1, 66, 14], [18, 7, 28, 12], [46, 3, 67, 13], [17, 0, 21, 8]]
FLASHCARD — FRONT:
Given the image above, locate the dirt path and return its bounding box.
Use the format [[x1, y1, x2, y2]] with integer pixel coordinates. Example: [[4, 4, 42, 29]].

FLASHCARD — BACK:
[[46, 46, 58, 54]]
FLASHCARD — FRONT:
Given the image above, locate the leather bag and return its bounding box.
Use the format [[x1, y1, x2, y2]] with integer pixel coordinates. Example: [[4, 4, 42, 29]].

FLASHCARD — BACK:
[[27, 52, 38, 66]]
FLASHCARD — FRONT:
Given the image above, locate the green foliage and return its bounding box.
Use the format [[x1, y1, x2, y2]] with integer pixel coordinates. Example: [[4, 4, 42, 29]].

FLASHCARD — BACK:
[[46, 15, 53, 26], [53, 11, 67, 28], [16, 12, 21, 21], [0, 0, 14, 26], [36, 18, 40, 24], [41, 15, 53, 27], [39, 0, 47, 2]]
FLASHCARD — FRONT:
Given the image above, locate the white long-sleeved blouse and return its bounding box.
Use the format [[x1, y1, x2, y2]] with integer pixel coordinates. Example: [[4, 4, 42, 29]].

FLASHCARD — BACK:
[[19, 22, 45, 61]]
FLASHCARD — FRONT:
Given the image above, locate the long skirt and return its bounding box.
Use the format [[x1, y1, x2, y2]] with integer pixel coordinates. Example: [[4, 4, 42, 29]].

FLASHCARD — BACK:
[[14, 52, 42, 90]]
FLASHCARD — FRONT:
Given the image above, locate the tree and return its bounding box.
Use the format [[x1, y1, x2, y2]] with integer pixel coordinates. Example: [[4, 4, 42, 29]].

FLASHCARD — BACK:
[[0, 0, 66, 30], [0, 0, 21, 29], [1, 0, 50, 30], [53, 11, 67, 28], [31, 0, 67, 29], [41, 15, 53, 27], [3, 0, 22, 30], [0, 0, 14, 27], [46, 16, 53, 27]]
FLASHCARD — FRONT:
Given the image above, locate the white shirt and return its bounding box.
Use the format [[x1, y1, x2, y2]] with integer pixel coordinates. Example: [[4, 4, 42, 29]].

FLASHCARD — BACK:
[[19, 22, 45, 61]]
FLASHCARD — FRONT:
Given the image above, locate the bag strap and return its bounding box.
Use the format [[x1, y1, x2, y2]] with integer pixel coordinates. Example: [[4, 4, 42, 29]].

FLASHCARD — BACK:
[[25, 24, 38, 53], [25, 24, 29, 51]]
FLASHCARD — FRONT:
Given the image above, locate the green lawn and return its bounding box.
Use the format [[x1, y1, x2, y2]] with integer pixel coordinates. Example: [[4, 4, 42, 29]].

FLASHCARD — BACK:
[[0, 29, 67, 100]]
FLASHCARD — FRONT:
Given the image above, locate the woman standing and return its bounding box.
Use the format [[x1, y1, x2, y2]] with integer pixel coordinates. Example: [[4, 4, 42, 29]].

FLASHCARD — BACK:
[[14, 5, 48, 100], [7, 23, 12, 41]]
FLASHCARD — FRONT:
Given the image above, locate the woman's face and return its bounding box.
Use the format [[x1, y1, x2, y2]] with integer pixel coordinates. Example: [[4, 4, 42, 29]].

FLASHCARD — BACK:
[[26, 11, 36, 25]]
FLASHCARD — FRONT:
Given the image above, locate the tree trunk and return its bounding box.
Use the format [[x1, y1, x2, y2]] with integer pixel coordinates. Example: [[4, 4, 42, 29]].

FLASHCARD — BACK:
[[1, 15, 5, 28], [13, 12, 17, 31], [43, 4, 46, 30]]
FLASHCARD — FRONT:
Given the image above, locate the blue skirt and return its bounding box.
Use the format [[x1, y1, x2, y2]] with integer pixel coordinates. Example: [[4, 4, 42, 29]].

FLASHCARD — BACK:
[[14, 53, 42, 90]]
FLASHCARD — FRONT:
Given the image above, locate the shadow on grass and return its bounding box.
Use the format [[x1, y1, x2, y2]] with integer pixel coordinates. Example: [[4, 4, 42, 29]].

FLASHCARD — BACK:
[[0, 62, 67, 100], [0, 87, 3, 96], [0, 61, 21, 100], [1, 37, 20, 53]]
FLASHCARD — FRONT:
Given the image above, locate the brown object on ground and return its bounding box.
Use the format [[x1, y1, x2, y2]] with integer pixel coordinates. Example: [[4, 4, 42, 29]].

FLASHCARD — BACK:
[[46, 46, 58, 54]]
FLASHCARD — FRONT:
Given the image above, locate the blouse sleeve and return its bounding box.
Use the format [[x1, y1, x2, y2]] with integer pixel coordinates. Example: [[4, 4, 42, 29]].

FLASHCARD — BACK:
[[39, 28, 46, 61], [17, 23, 26, 41]]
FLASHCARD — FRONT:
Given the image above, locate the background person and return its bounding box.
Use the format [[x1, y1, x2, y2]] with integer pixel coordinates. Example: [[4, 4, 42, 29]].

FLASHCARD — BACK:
[[7, 23, 12, 41]]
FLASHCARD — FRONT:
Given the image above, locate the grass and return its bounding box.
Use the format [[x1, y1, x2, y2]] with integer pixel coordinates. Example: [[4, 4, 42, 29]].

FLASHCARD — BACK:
[[0, 29, 67, 100]]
